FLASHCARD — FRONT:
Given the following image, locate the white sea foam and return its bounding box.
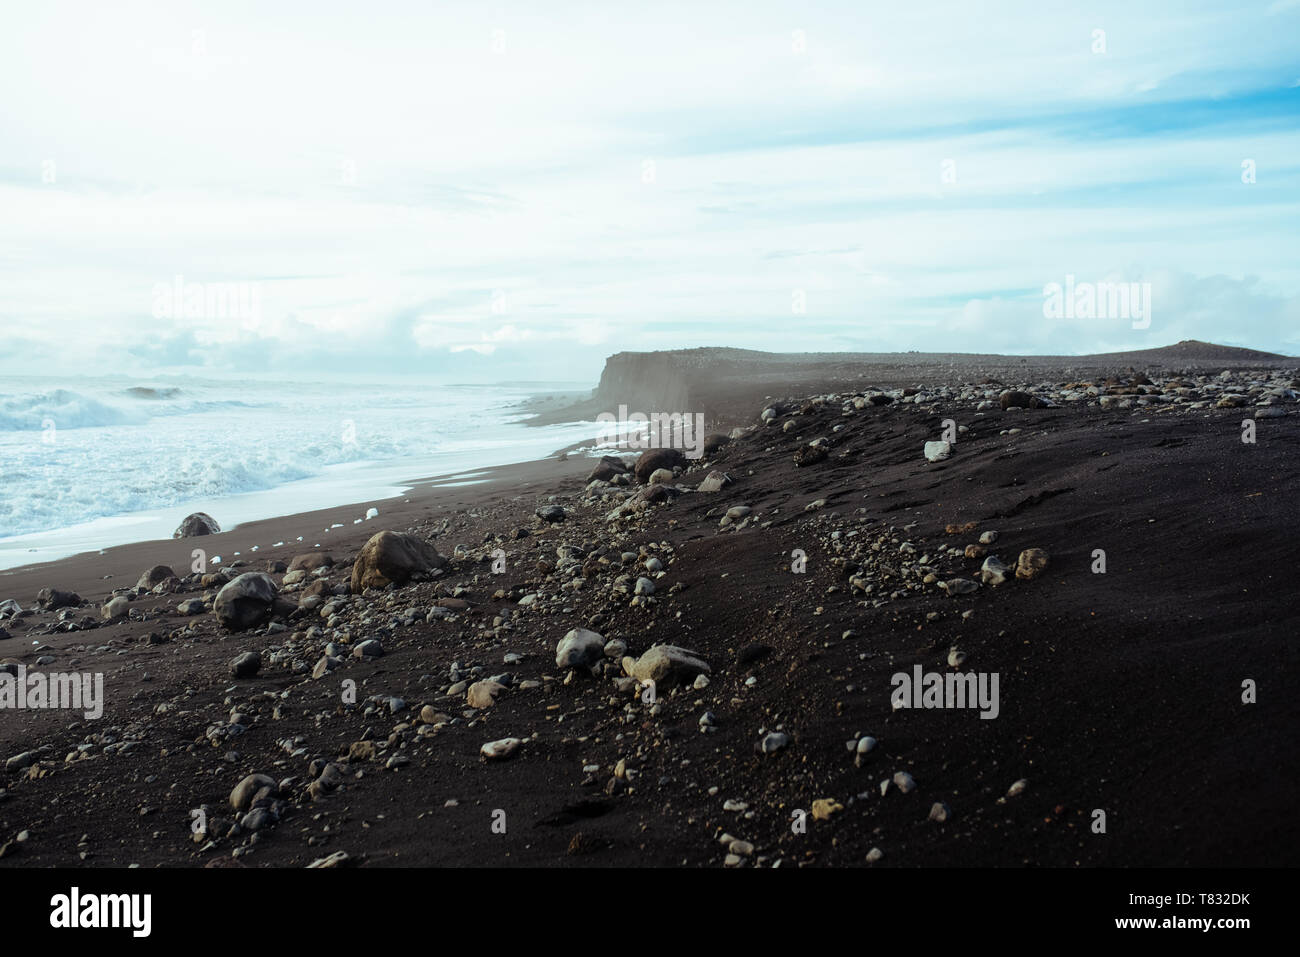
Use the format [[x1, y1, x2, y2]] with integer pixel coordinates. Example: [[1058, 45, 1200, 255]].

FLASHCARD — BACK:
[[0, 376, 597, 568], [0, 386, 252, 431]]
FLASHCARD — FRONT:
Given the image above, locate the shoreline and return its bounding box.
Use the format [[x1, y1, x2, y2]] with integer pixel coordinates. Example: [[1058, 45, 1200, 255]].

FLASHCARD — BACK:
[[0, 386, 604, 576], [0, 449, 599, 600]]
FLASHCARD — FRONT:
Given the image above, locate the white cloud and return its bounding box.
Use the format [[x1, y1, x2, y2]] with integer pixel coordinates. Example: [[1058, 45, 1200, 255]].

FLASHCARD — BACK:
[[1, 0, 1297, 379]]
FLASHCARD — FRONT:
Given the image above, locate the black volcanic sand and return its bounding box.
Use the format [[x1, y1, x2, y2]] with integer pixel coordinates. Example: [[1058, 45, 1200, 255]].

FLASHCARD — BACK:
[[1, 379, 1297, 867]]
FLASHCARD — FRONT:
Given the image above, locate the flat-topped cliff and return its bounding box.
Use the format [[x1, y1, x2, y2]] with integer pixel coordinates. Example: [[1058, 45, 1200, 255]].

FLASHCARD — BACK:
[[527, 341, 1294, 430]]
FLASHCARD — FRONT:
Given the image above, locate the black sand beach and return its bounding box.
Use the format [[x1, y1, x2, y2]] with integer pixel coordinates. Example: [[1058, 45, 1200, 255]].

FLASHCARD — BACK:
[[1, 343, 1296, 868]]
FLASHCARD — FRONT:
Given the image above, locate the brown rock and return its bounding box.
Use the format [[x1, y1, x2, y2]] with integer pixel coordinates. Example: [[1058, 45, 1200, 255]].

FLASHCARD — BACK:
[[793, 444, 829, 467], [638, 484, 678, 506], [467, 680, 505, 709], [633, 448, 686, 483], [348, 741, 377, 762], [812, 798, 843, 821], [1000, 391, 1042, 410], [623, 645, 710, 685], [173, 512, 221, 538], [229, 773, 277, 811], [1015, 548, 1050, 580], [350, 531, 447, 591], [697, 470, 733, 492], [213, 573, 278, 631], [586, 455, 629, 482], [35, 588, 81, 611], [301, 579, 334, 599], [135, 565, 176, 591]]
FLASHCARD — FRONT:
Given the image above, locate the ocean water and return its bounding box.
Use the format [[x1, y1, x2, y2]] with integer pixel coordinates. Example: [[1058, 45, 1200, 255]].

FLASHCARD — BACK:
[[0, 376, 599, 570]]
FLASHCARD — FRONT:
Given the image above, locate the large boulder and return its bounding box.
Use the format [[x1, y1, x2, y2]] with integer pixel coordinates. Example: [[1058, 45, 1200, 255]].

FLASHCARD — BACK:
[[535, 505, 567, 523], [481, 738, 521, 761], [288, 553, 333, 572], [136, 565, 176, 591], [467, 680, 505, 709], [35, 588, 81, 611], [586, 455, 629, 483], [980, 555, 1012, 586], [350, 531, 447, 591], [229, 651, 262, 678], [214, 572, 278, 630], [1000, 391, 1043, 410], [555, 628, 605, 669], [621, 645, 710, 685], [173, 512, 221, 538], [923, 441, 952, 463], [301, 579, 336, 599], [230, 773, 278, 812], [1015, 548, 1050, 581], [697, 470, 732, 492], [102, 596, 131, 620], [633, 448, 686, 484]]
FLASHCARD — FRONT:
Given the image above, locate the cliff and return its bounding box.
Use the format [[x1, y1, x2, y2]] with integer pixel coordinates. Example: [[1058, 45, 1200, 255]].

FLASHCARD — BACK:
[[525, 341, 1293, 431]]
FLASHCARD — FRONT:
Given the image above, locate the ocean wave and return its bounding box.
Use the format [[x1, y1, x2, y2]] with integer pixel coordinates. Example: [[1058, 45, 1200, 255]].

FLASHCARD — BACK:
[[0, 389, 141, 431], [168, 455, 319, 499], [0, 451, 327, 538], [123, 386, 184, 400], [0, 389, 253, 431], [0, 381, 585, 540]]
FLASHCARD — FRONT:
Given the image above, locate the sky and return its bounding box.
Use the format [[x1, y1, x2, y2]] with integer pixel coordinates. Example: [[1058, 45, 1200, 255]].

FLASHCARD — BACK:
[[1, 0, 1297, 384]]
